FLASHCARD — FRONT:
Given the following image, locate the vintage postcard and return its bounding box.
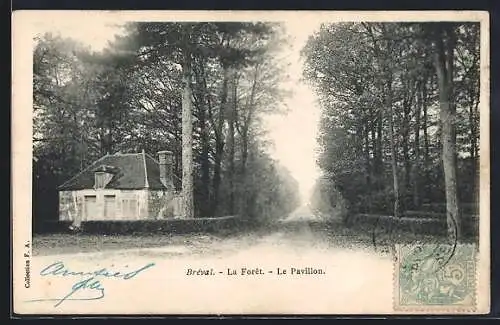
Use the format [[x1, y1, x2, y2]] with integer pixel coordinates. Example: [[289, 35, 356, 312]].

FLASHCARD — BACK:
[[12, 10, 490, 315]]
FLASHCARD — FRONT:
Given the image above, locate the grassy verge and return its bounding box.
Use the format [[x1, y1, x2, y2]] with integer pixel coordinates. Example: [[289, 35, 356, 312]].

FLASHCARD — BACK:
[[32, 232, 229, 256]]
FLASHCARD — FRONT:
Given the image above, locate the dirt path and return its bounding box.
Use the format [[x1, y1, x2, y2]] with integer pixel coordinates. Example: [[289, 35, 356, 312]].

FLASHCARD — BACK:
[[32, 205, 386, 260], [22, 208, 395, 314]]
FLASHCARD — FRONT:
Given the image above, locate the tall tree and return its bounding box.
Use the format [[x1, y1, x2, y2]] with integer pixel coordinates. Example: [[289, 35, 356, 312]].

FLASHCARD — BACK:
[[430, 23, 462, 240], [32, 22, 302, 228], [180, 25, 195, 219], [303, 21, 479, 230]]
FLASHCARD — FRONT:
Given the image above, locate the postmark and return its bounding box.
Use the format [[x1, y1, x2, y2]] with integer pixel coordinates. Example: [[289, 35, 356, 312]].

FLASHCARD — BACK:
[[394, 243, 477, 312]]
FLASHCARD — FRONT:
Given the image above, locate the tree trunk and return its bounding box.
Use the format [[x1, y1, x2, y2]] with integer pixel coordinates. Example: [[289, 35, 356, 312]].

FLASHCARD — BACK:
[[423, 77, 430, 166], [422, 74, 430, 204], [211, 65, 229, 216], [227, 71, 238, 216], [412, 78, 423, 208], [193, 60, 211, 217], [375, 111, 383, 179], [99, 129, 107, 156], [468, 92, 477, 159], [181, 48, 194, 219], [199, 95, 210, 217], [402, 86, 412, 198], [369, 107, 378, 189], [212, 138, 224, 216], [107, 118, 113, 155], [174, 135, 182, 190], [240, 64, 259, 178], [364, 123, 372, 212], [387, 75, 400, 218], [473, 100, 479, 158], [241, 132, 249, 175], [433, 24, 461, 240]]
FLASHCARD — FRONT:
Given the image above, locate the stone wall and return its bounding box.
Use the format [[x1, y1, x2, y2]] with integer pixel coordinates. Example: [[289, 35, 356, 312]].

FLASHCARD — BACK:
[[59, 190, 82, 222], [148, 190, 182, 219]]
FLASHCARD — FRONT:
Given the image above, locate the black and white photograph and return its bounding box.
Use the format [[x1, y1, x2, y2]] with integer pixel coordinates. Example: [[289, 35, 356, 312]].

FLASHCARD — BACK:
[[12, 11, 490, 314]]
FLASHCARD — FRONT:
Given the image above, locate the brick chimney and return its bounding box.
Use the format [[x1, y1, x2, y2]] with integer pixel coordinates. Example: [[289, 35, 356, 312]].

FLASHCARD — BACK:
[[158, 151, 174, 190]]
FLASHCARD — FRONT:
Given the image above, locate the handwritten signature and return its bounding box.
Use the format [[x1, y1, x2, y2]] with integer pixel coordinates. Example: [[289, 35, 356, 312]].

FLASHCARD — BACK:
[[27, 261, 155, 307]]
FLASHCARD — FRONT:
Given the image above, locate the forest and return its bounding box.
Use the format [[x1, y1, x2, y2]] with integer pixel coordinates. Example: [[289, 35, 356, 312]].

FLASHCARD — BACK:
[[32, 21, 482, 241], [33, 22, 300, 227], [303, 22, 481, 240]]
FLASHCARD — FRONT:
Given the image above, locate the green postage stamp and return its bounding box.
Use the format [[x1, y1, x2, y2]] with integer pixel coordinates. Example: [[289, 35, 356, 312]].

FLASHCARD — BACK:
[[394, 243, 477, 312]]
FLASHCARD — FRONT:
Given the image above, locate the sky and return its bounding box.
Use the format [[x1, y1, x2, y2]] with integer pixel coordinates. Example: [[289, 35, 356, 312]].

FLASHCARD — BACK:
[[32, 16, 323, 204], [265, 22, 322, 203]]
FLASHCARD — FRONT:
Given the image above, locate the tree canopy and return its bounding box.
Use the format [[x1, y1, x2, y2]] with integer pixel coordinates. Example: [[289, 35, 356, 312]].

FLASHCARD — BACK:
[[303, 22, 480, 239], [33, 22, 300, 224]]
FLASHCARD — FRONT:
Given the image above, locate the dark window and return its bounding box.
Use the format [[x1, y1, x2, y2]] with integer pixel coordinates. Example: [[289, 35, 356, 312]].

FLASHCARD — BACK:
[[84, 195, 97, 220], [104, 195, 116, 218], [95, 172, 106, 188], [95, 172, 112, 189], [122, 198, 138, 219]]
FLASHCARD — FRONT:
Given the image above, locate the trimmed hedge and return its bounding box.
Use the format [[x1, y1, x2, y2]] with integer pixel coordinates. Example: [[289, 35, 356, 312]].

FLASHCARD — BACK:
[[404, 210, 449, 219], [420, 203, 479, 215], [40, 216, 247, 235], [40, 220, 74, 233], [345, 213, 479, 238]]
